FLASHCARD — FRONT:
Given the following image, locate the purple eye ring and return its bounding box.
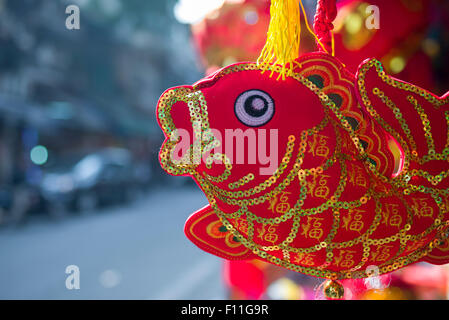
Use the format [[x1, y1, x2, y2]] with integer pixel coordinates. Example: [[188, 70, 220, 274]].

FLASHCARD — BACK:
[[234, 89, 275, 127]]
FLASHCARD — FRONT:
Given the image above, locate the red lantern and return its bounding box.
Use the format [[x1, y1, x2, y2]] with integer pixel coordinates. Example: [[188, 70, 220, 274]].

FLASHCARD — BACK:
[[192, 0, 316, 72], [333, 0, 435, 91]]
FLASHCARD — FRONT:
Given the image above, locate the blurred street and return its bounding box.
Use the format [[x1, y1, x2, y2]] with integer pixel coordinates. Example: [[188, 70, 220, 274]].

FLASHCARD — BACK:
[[0, 185, 227, 300]]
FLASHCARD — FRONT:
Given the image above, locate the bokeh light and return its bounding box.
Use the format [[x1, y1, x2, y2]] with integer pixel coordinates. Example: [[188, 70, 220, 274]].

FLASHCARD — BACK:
[[174, 0, 225, 24], [30, 145, 49, 166]]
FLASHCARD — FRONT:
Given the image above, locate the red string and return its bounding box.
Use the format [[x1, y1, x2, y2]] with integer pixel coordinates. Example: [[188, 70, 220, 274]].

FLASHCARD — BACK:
[[313, 0, 337, 54]]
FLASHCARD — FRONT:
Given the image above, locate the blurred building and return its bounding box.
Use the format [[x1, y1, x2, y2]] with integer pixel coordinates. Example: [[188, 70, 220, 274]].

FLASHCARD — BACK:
[[0, 0, 202, 222]]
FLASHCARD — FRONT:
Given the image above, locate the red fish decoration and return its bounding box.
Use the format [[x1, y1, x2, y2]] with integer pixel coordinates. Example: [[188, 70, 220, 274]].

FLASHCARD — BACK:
[[157, 51, 449, 280], [156, 0, 449, 296]]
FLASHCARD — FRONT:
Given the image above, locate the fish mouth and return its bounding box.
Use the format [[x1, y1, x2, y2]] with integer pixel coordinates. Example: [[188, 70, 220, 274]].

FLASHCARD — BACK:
[[156, 86, 219, 176], [156, 85, 295, 195]]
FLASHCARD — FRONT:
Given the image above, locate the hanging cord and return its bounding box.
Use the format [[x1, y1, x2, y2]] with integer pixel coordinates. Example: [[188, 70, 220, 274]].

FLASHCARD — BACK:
[[313, 0, 337, 56], [299, 0, 330, 55]]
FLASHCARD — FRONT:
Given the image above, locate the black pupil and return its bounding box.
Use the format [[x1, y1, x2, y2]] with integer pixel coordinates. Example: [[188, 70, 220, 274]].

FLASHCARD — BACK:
[[244, 95, 268, 117]]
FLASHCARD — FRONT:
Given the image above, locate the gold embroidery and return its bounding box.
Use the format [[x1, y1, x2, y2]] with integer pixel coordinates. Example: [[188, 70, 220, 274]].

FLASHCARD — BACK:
[[189, 210, 249, 257], [411, 198, 434, 219], [382, 203, 403, 228], [257, 224, 279, 245], [342, 209, 365, 234], [301, 217, 325, 240], [308, 134, 330, 158], [268, 191, 291, 214], [371, 245, 394, 263], [308, 174, 331, 199], [294, 252, 316, 266], [348, 165, 367, 188], [334, 249, 356, 269]]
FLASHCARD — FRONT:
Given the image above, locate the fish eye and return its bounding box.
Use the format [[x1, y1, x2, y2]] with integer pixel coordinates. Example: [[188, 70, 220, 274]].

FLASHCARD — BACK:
[[234, 89, 275, 127]]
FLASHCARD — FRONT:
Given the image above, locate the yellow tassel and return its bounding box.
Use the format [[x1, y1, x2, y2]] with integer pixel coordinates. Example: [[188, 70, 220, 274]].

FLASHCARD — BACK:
[[258, 0, 331, 80], [257, 0, 301, 80]]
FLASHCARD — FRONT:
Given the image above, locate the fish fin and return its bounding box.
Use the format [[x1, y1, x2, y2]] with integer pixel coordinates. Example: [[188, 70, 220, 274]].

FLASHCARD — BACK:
[[423, 237, 449, 265], [295, 52, 397, 177], [184, 205, 256, 261], [356, 58, 449, 188]]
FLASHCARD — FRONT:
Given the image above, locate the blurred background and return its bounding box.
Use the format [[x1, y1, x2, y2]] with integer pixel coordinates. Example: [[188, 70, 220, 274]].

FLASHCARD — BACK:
[[0, 0, 449, 300]]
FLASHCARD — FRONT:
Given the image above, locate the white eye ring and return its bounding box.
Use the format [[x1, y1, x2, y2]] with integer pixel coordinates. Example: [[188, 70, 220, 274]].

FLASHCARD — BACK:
[[234, 89, 275, 127]]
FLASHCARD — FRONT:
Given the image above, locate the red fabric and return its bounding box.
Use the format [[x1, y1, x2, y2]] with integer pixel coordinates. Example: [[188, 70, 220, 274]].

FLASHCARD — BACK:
[[223, 260, 267, 299], [355, 57, 449, 265], [356, 58, 449, 189], [184, 205, 256, 261]]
